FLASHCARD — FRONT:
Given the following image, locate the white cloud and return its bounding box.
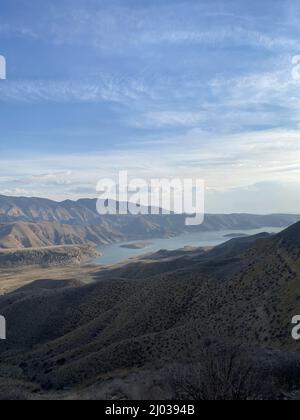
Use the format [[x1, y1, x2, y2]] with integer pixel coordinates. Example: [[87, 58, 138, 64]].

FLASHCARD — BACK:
[[1, 128, 300, 210]]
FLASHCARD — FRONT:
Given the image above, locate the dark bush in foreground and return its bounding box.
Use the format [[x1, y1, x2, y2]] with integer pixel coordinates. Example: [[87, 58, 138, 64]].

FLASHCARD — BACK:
[[168, 342, 277, 400]]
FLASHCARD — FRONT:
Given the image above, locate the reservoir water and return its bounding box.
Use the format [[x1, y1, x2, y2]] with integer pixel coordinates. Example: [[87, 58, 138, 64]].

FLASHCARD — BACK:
[[95, 226, 284, 266]]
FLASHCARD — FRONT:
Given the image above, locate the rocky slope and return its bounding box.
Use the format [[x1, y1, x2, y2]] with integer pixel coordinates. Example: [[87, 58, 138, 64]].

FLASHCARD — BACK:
[[0, 221, 123, 249]]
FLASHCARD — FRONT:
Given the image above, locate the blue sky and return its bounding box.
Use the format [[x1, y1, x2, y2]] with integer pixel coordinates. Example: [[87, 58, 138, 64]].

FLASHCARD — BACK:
[[1, 0, 300, 212]]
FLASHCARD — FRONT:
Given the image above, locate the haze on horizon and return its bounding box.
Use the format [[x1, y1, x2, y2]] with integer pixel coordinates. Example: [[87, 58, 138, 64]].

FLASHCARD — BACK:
[[1, 0, 300, 214]]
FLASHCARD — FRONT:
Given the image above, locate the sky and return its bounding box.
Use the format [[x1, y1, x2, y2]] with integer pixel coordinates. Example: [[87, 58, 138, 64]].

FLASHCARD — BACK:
[[1, 0, 300, 213]]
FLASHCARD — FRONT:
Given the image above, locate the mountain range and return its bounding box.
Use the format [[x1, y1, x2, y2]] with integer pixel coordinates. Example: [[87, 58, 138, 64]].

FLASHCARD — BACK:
[[0, 221, 300, 399], [0, 195, 299, 249]]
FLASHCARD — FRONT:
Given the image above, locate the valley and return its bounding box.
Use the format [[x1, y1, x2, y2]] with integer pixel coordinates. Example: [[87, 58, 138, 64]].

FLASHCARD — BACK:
[[0, 195, 300, 399], [0, 263, 99, 295], [0, 218, 300, 399], [96, 226, 282, 266]]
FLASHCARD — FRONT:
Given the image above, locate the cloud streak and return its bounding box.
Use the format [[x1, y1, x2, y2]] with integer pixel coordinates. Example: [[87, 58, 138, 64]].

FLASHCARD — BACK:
[[0, 76, 151, 104]]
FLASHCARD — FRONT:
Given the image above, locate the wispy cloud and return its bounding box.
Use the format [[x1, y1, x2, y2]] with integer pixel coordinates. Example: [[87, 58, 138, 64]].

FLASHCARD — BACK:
[[140, 27, 299, 50], [0, 76, 151, 104], [0, 22, 37, 38]]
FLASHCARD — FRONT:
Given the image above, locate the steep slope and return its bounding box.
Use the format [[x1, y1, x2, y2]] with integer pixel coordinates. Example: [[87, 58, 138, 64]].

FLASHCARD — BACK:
[[275, 221, 300, 251], [0, 221, 124, 249], [0, 196, 100, 224], [207, 232, 272, 259], [0, 223, 299, 392]]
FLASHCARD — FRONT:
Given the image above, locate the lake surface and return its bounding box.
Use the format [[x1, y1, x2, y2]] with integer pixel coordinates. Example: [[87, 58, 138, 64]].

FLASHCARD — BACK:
[[95, 226, 284, 266]]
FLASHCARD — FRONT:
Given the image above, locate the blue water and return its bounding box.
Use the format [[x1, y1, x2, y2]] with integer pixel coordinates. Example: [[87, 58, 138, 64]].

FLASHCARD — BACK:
[[95, 226, 284, 266]]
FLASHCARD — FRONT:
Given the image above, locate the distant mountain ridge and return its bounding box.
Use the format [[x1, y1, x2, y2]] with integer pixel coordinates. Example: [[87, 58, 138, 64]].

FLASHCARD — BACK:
[[0, 195, 299, 249], [0, 194, 299, 226]]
